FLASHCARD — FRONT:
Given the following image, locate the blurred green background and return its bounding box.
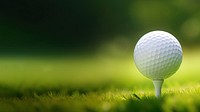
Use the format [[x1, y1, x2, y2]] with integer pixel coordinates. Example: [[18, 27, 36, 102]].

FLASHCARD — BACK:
[[0, 0, 199, 90], [0, 0, 200, 54]]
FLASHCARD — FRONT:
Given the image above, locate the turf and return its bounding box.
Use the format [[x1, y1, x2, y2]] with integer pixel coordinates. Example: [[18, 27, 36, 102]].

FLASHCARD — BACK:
[[0, 48, 199, 112]]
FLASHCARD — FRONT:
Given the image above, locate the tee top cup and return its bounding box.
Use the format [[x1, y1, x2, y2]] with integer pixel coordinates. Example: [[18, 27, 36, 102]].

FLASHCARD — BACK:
[[134, 30, 182, 97]]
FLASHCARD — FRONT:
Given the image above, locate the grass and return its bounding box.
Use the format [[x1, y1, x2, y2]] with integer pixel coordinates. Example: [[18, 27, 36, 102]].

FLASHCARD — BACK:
[[0, 48, 199, 111], [1, 86, 200, 112]]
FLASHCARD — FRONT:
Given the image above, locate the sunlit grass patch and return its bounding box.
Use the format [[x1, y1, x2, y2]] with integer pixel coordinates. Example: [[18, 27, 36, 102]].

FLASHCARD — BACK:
[[0, 48, 198, 111]]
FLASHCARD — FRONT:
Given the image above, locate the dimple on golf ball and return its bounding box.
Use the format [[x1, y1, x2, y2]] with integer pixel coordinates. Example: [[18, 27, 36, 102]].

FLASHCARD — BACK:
[[134, 30, 182, 80]]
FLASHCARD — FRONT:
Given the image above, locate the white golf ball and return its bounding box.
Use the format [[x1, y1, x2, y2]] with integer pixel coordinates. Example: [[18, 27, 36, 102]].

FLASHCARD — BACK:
[[134, 30, 182, 80]]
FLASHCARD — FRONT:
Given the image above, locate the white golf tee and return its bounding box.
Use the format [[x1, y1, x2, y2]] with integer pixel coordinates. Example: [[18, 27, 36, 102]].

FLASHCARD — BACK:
[[153, 79, 164, 98]]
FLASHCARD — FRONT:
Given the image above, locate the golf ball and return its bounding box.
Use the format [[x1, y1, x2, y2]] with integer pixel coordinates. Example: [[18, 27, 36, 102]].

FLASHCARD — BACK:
[[134, 31, 182, 80]]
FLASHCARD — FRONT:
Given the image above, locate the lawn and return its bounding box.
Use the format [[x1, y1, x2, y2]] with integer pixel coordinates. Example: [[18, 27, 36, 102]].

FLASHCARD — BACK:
[[0, 48, 199, 112]]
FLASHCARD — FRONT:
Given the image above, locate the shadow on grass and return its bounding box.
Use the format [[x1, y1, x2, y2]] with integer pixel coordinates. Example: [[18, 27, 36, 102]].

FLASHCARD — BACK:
[[115, 94, 200, 112], [116, 97, 163, 112]]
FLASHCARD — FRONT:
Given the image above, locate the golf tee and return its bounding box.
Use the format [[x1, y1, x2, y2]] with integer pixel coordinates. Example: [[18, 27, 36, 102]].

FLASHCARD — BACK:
[[153, 79, 164, 98]]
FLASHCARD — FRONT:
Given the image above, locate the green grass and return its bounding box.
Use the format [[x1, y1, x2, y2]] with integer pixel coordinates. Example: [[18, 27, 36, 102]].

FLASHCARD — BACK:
[[0, 48, 199, 112], [1, 86, 200, 112]]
